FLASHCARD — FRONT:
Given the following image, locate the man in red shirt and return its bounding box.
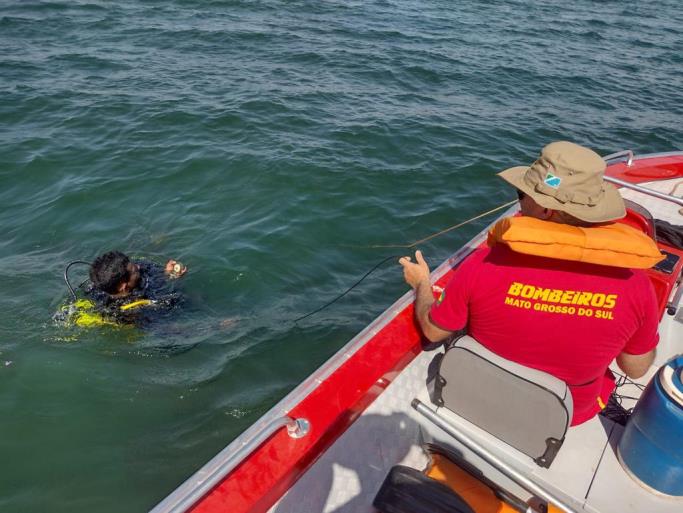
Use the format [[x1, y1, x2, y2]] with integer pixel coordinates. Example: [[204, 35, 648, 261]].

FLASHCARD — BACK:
[[400, 141, 659, 425]]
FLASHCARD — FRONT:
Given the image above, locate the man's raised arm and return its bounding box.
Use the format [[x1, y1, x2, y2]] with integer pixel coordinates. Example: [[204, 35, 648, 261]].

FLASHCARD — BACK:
[[399, 250, 453, 343]]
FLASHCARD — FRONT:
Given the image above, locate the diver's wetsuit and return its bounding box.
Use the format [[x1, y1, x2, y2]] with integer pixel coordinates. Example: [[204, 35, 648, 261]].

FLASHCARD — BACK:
[[85, 260, 183, 326]]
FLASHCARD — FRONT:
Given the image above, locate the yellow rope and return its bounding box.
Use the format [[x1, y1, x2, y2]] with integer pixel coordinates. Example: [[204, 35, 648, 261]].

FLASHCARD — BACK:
[[366, 200, 517, 249]]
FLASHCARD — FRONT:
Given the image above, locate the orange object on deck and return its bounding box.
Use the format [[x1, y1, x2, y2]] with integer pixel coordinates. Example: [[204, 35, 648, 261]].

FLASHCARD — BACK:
[[425, 453, 518, 513]]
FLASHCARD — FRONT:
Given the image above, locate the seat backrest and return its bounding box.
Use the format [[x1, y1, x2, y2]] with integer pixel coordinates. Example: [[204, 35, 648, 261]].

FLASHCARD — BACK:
[[620, 198, 656, 239], [433, 336, 573, 468]]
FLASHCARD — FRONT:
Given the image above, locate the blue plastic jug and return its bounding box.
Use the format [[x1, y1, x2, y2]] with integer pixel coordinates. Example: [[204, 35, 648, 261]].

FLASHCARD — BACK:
[[618, 355, 683, 496]]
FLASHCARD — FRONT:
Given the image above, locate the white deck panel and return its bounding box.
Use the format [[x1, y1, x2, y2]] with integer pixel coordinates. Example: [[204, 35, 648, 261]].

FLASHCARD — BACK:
[[584, 362, 682, 512], [267, 350, 434, 513], [537, 417, 614, 507], [618, 177, 683, 224], [585, 424, 683, 513], [417, 383, 617, 512]]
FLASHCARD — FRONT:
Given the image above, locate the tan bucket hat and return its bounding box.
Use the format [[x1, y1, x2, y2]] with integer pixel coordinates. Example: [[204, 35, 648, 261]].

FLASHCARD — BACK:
[[498, 141, 625, 223]]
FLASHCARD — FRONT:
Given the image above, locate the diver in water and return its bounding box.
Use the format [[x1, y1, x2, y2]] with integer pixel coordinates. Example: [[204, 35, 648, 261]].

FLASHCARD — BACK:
[[86, 250, 187, 325], [55, 250, 188, 327]]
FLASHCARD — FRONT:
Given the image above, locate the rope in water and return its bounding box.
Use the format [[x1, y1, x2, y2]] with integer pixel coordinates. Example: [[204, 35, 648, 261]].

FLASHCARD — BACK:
[[294, 199, 517, 323]]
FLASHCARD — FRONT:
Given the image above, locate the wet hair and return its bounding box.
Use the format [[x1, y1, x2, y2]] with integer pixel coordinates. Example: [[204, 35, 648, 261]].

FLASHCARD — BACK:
[[90, 251, 131, 294]]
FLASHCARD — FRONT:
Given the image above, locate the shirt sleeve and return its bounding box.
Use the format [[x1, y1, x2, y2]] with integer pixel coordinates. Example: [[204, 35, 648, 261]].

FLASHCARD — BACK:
[[622, 272, 659, 355], [429, 248, 486, 332]]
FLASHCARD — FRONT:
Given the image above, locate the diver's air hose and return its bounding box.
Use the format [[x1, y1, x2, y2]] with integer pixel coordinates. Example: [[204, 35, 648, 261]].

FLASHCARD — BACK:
[[64, 260, 91, 301]]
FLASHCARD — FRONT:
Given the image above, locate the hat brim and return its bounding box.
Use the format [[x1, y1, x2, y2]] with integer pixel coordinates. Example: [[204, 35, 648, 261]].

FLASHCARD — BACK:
[[498, 166, 626, 223]]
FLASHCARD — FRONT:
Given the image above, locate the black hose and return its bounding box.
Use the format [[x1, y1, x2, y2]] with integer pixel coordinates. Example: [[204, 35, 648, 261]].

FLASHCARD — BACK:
[[293, 254, 400, 323], [64, 260, 91, 301]]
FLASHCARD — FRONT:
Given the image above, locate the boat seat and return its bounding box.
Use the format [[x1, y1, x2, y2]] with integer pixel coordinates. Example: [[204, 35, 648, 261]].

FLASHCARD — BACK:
[[431, 336, 573, 468], [621, 199, 656, 239]]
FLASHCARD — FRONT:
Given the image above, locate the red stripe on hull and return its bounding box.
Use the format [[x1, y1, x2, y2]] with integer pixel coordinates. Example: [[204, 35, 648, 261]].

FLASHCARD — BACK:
[[191, 305, 429, 513]]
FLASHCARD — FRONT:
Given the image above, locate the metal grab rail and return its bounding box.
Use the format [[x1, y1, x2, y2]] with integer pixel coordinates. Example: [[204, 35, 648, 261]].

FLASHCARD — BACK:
[[412, 399, 580, 513], [600, 150, 683, 206], [604, 176, 683, 207], [149, 416, 310, 513], [603, 149, 634, 167]]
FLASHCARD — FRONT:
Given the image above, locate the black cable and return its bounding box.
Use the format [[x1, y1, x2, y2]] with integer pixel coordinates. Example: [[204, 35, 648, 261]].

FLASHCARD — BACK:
[[295, 202, 515, 322], [293, 254, 401, 324], [606, 371, 648, 424], [64, 260, 91, 301]]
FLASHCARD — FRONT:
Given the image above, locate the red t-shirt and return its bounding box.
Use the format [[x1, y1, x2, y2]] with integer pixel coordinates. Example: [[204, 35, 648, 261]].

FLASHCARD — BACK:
[[430, 245, 659, 425]]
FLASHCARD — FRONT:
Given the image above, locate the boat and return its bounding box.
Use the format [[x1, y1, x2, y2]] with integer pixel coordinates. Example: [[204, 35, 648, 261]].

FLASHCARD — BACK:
[[151, 149, 683, 513]]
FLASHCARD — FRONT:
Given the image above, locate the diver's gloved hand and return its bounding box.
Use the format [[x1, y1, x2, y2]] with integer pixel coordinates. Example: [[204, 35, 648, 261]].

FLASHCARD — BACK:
[[165, 260, 187, 279]]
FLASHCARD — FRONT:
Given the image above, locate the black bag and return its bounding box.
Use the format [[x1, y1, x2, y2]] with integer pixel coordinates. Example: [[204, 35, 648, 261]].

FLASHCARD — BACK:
[[373, 465, 475, 513], [655, 219, 683, 249]]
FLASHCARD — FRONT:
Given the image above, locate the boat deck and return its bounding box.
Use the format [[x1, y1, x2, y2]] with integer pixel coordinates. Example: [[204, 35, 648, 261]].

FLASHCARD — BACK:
[[268, 344, 682, 513], [267, 177, 683, 513], [152, 159, 683, 513]]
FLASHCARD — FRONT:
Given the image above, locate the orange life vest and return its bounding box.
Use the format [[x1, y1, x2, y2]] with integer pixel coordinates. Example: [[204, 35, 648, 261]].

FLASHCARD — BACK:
[[487, 216, 664, 269]]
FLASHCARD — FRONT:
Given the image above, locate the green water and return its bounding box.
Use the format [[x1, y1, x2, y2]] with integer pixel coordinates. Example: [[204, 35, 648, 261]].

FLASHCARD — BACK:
[[1, 1, 682, 511]]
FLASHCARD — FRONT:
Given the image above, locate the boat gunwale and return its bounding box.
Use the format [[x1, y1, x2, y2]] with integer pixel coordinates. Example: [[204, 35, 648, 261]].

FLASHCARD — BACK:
[[153, 150, 683, 513], [151, 223, 497, 513], [604, 150, 683, 162]]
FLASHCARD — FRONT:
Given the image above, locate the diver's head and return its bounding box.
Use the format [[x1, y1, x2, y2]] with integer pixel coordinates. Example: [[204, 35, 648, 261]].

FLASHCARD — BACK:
[[90, 251, 141, 296]]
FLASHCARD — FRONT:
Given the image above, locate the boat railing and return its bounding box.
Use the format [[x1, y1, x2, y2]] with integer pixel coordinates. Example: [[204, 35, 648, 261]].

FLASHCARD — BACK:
[[604, 175, 683, 206], [603, 149, 634, 167], [149, 416, 311, 513], [601, 150, 683, 206], [412, 399, 581, 513]]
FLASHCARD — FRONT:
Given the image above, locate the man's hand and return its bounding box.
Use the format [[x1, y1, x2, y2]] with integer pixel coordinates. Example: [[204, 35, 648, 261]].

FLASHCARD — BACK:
[[398, 250, 452, 343], [399, 250, 430, 290], [165, 260, 187, 278]]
